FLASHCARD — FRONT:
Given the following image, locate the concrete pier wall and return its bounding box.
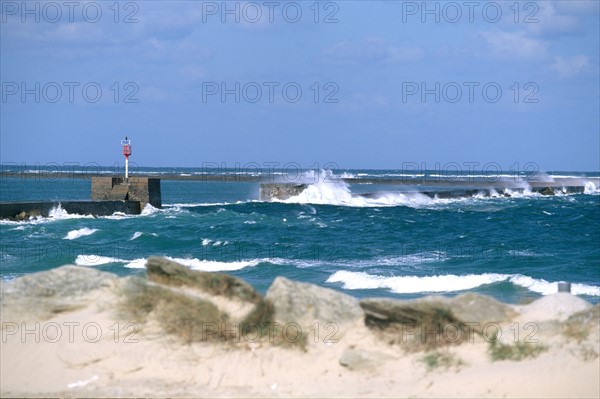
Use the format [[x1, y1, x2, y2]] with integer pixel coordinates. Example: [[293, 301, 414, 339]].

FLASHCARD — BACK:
[[0, 201, 141, 219], [91, 177, 161, 208], [259, 183, 307, 201], [258, 183, 590, 201]]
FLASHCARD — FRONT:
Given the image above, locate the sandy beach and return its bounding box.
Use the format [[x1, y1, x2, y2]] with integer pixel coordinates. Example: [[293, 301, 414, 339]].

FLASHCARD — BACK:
[[1, 257, 598, 398]]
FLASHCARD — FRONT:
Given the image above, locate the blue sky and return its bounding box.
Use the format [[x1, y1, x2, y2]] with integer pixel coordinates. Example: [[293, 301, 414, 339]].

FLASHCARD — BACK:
[[1, 0, 599, 171]]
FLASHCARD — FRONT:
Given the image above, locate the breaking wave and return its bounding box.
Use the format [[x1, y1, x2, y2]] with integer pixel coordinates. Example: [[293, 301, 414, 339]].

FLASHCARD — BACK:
[[75, 254, 260, 272], [326, 270, 600, 296], [64, 228, 98, 240]]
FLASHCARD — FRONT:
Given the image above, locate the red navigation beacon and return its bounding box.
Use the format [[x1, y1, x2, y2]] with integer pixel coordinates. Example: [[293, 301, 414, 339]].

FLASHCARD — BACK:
[[121, 137, 132, 180]]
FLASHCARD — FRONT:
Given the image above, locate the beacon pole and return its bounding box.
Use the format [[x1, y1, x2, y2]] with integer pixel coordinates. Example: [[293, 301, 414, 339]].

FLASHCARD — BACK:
[[121, 137, 132, 181]]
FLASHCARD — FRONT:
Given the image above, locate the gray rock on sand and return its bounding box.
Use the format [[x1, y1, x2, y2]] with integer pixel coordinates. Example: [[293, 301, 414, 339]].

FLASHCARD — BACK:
[[266, 276, 364, 330], [449, 293, 518, 326], [339, 347, 394, 370], [0, 265, 119, 321], [360, 294, 516, 327]]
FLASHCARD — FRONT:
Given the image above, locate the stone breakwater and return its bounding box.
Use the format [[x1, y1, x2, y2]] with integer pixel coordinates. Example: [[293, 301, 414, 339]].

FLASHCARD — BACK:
[[1, 257, 599, 398]]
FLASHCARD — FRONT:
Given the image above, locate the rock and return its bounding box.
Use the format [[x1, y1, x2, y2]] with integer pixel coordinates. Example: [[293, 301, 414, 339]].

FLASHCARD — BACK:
[[0, 265, 119, 321], [339, 348, 394, 370], [539, 187, 555, 196], [449, 293, 517, 326], [265, 276, 363, 330], [360, 296, 454, 326], [360, 297, 469, 350], [517, 293, 591, 322], [146, 256, 261, 303]]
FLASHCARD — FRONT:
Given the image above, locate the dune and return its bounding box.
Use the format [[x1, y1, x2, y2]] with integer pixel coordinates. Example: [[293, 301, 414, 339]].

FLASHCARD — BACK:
[[1, 257, 598, 398]]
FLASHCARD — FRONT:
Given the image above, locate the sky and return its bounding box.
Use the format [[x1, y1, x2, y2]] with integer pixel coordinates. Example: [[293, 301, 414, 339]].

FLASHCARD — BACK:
[[1, 0, 599, 172]]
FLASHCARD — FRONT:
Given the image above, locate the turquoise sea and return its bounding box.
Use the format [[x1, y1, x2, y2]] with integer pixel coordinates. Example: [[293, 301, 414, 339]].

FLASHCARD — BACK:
[[1, 167, 599, 304]]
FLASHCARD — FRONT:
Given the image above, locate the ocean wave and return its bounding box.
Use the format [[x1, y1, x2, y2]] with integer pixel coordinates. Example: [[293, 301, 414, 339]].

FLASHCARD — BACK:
[[508, 275, 600, 296], [275, 177, 600, 208], [75, 254, 260, 272], [124, 256, 259, 272], [75, 255, 129, 266], [326, 271, 600, 296], [0, 205, 94, 225], [64, 228, 98, 240], [249, 252, 448, 270], [281, 180, 436, 208], [141, 204, 160, 216], [130, 231, 158, 240], [102, 212, 138, 220]]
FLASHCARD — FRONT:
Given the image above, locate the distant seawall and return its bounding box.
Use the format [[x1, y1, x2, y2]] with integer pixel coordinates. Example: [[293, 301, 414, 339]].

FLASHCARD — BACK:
[[258, 180, 598, 201]]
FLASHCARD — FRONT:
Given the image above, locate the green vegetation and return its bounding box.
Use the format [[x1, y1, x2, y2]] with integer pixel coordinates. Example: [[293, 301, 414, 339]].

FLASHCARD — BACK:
[[119, 277, 306, 349], [364, 301, 469, 352], [146, 257, 261, 303], [420, 350, 464, 371], [119, 277, 224, 344], [488, 335, 547, 361]]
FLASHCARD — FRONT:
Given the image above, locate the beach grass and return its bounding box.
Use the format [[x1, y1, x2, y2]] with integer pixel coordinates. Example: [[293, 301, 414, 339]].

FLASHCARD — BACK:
[[488, 335, 547, 361], [420, 350, 464, 371]]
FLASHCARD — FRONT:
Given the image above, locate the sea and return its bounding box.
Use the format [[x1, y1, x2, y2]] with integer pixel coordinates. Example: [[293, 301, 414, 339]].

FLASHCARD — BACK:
[[1, 167, 599, 305]]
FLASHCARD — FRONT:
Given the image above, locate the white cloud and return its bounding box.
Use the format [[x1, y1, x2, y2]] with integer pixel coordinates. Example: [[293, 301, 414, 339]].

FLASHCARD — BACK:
[[551, 55, 590, 78], [322, 38, 424, 65], [527, 2, 581, 37], [479, 31, 547, 60]]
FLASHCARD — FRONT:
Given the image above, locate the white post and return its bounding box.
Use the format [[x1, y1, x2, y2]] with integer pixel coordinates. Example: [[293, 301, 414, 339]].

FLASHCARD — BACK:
[[125, 157, 129, 180]]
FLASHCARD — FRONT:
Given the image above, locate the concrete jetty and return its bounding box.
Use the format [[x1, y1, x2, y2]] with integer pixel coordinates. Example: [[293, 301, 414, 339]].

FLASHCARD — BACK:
[[0, 176, 161, 220], [0, 201, 141, 220], [258, 179, 598, 201], [91, 177, 161, 209]]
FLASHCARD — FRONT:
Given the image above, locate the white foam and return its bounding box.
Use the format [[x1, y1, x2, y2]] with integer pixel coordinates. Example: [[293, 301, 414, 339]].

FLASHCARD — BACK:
[[130, 232, 143, 240], [276, 174, 550, 208], [64, 228, 98, 240], [326, 271, 600, 296], [0, 205, 93, 226], [74, 254, 261, 272], [123, 258, 148, 269], [202, 238, 212, 246], [584, 181, 599, 194], [48, 205, 94, 220], [141, 204, 159, 215], [327, 271, 509, 293], [281, 180, 435, 208], [162, 256, 259, 272], [509, 275, 600, 296], [103, 212, 136, 220], [75, 255, 126, 266]]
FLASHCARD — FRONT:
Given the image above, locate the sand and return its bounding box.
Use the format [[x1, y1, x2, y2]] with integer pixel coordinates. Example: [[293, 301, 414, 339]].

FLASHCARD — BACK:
[[1, 266, 599, 398]]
